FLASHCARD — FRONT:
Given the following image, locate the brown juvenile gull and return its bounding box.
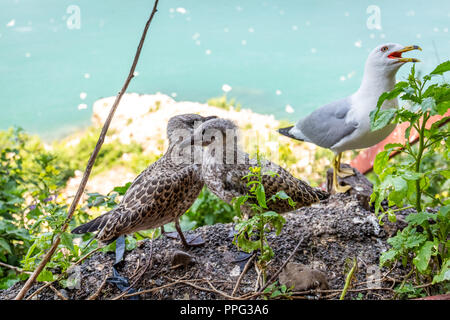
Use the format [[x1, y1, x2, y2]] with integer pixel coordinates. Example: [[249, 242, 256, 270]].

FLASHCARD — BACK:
[[71, 113, 217, 248], [180, 118, 329, 216], [278, 43, 421, 193]]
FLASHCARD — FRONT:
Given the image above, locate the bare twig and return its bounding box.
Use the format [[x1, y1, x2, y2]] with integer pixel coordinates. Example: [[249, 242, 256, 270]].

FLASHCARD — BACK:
[[25, 247, 101, 300], [112, 240, 154, 300], [87, 275, 109, 300], [14, 0, 160, 300], [258, 235, 305, 293], [49, 285, 68, 300], [232, 253, 255, 296], [0, 261, 32, 275]]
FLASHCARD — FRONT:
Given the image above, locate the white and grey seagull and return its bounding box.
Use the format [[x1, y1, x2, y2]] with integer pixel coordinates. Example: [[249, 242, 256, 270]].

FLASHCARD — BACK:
[[279, 43, 421, 193]]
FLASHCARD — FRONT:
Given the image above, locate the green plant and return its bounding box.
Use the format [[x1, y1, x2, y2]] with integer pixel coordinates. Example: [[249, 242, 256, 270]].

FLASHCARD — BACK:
[[184, 187, 237, 226], [232, 153, 294, 287], [262, 281, 293, 300], [370, 61, 450, 291], [207, 95, 242, 111]]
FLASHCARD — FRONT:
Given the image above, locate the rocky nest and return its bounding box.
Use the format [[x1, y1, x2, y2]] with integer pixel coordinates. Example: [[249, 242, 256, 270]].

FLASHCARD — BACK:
[[0, 188, 411, 300]]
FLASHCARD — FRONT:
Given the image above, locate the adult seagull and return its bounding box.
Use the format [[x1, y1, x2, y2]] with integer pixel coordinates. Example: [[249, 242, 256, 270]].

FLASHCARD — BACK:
[[278, 43, 421, 193]]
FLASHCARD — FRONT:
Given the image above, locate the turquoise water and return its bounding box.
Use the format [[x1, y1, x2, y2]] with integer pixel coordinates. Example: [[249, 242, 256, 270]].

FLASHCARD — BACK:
[[1, 0, 449, 140]]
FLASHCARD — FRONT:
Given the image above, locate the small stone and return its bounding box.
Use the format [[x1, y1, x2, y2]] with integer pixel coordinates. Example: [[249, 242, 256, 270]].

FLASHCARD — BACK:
[[171, 250, 195, 267], [279, 262, 329, 291]]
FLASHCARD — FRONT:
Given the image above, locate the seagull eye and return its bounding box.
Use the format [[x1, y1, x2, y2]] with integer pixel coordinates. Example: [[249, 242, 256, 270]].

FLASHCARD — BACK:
[[381, 46, 389, 52]]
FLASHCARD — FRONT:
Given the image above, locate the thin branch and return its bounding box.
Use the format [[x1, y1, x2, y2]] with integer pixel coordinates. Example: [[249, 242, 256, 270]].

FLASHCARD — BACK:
[[232, 253, 255, 296], [258, 235, 305, 293], [48, 284, 68, 300], [14, 0, 160, 300], [0, 261, 32, 275]]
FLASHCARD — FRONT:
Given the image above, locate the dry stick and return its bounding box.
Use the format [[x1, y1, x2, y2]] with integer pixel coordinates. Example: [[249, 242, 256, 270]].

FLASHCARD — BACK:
[[258, 235, 305, 294], [0, 261, 32, 275], [87, 275, 109, 300], [14, 0, 160, 300], [232, 253, 256, 296], [25, 247, 102, 300], [48, 284, 68, 300], [112, 240, 154, 300]]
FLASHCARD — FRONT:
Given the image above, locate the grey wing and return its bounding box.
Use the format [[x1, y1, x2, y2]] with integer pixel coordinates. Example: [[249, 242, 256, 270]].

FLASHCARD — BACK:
[[295, 97, 358, 149]]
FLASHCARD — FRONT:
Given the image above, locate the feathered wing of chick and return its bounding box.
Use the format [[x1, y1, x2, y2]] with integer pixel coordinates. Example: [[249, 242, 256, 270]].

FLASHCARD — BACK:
[[191, 118, 329, 215], [71, 114, 216, 246]]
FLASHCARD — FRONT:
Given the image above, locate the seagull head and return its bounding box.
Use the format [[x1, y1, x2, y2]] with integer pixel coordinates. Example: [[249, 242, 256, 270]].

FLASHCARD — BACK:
[[167, 114, 217, 144], [179, 118, 238, 149], [365, 43, 422, 72]]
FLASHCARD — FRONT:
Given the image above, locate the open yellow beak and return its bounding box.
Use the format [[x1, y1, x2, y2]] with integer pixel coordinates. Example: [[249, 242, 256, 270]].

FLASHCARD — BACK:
[[389, 45, 422, 63]]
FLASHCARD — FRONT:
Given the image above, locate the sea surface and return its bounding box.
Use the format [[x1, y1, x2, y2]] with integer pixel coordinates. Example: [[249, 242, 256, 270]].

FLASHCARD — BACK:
[[1, 0, 449, 140]]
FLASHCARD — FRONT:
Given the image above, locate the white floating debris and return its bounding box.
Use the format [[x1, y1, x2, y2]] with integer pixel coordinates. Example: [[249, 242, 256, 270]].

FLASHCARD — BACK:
[[133, 71, 139, 76], [444, 28, 448, 33], [205, 49, 212, 55], [241, 40, 247, 45], [222, 84, 232, 93], [80, 92, 87, 100], [25, 52, 31, 58], [354, 40, 362, 48], [291, 25, 298, 31], [416, 33, 422, 39], [380, 33, 386, 39], [192, 32, 200, 40], [340, 76, 346, 81], [224, 27, 229, 32], [276, 89, 282, 95], [84, 73, 90, 79], [285, 104, 294, 113], [195, 40, 201, 45], [344, 12, 350, 17], [433, 27, 439, 32], [78, 103, 87, 110], [347, 71, 356, 79], [171, 92, 177, 98], [175, 7, 187, 14], [248, 27, 254, 33], [169, 8, 175, 13], [305, 21, 311, 26], [369, 33, 375, 39], [6, 19, 15, 27], [311, 48, 317, 53]]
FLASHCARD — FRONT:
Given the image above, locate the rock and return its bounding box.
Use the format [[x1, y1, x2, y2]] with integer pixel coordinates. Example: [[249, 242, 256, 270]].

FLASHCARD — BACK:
[[0, 193, 409, 300], [326, 163, 373, 210], [279, 262, 329, 291], [170, 250, 195, 268]]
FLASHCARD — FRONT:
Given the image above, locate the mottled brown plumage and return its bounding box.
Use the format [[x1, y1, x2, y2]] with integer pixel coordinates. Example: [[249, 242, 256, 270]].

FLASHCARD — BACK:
[[71, 114, 216, 246], [185, 118, 329, 215]]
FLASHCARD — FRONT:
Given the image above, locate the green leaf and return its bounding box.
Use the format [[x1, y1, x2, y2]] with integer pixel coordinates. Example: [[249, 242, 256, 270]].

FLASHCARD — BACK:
[[379, 249, 398, 267], [429, 60, 450, 76], [113, 182, 132, 196], [60, 232, 74, 252], [413, 241, 435, 273], [255, 184, 267, 209], [370, 109, 396, 131], [376, 82, 409, 109], [405, 212, 436, 226], [432, 259, 450, 284], [420, 97, 437, 114], [0, 238, 12, 254], [373, 151, 389, 175], [37, 269, 54, 282]]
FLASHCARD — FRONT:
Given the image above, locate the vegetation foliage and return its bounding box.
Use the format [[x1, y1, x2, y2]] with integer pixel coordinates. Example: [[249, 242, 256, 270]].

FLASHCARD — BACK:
[[370, 61, 450, 296]]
